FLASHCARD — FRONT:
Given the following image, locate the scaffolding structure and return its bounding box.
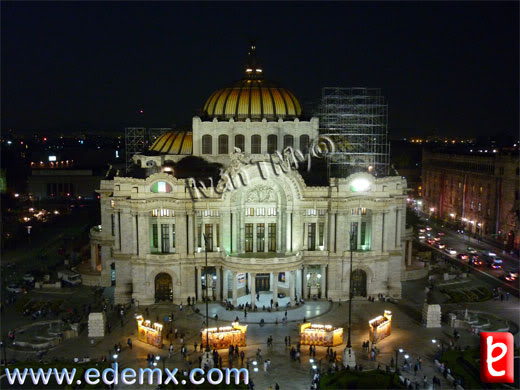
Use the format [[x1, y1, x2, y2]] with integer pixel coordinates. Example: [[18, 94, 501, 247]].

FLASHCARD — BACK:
[[124, 127, 171, 171], [316, 87, 390, 178]]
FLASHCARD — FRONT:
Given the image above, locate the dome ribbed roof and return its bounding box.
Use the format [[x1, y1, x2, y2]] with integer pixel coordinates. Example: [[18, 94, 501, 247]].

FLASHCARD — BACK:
[[149, 131, 192, 155], [202, 42, 302, 121]]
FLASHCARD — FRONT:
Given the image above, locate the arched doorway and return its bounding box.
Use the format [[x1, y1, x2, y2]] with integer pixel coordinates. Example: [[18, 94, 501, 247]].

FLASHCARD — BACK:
[[351, 269, 367, 297], [155, 273, 173, 302]]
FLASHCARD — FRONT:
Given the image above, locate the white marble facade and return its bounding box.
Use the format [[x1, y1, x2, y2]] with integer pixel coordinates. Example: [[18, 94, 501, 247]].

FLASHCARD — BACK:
[[88, 122, 410, 305]]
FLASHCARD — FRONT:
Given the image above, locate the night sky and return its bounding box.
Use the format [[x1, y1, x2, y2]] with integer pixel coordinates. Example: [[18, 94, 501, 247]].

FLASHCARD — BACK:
[[2, 2, 518, 138]]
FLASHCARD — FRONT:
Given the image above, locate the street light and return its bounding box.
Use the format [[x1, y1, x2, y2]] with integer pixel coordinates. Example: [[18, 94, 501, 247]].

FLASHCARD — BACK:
[[200, 233, 214, 369], [342, 229, 356, 368]]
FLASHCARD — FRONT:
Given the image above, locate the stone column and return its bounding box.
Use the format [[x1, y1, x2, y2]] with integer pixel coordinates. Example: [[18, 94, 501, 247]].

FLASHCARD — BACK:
[[212, 223, 217, 251], [328, 212, 336, 253], [90, 244, 97, 270], [320, 264, 327, 298], [187, 212, 194, 254], [222, 269, 228, 301], [303, 266, 309, 299], [276, 208, 282, 252], [289, 270, 295, 305], [138, 213, 150, 256], [302, 222, 307, 249], [197, 266, 202, 302], [395, 208, 402, 248], [407, 241, 413, 266], [250, 272, 256, 307], [215, 267, 222, 300], [286, 211, 292, 252], [232, 272, 238, 306], [372, 212, 383, 252], [272, 272, 278, 305]]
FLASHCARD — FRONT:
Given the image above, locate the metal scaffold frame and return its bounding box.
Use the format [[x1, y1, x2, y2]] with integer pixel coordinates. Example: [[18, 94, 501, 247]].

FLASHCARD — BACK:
[[317, 87, 390, 178], [125, 127, 171, 171]]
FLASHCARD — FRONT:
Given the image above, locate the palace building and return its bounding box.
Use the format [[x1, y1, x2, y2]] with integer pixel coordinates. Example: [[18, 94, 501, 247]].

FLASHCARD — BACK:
[[86, 45, 412, 305]]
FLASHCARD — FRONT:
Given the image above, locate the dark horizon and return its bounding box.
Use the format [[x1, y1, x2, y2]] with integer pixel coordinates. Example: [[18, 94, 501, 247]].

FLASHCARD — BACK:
[[2, 2, 518, 138]]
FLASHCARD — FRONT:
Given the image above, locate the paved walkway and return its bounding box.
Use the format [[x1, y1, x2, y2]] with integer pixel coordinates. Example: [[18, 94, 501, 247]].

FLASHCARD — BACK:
[[194, 300, 332, 325]]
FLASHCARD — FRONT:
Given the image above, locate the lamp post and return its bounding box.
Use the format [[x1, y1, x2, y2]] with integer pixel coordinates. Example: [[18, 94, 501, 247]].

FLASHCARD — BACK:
[[394, 348, 403, 372], [342, 230, 356, 368], [200, 233, 214, 369]]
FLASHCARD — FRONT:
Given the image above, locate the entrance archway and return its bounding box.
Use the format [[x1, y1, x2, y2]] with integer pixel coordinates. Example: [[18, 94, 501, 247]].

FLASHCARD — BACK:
[[155, 273, 173, 302], [351, 269, 367, 297], [255, 273, 270, 291]]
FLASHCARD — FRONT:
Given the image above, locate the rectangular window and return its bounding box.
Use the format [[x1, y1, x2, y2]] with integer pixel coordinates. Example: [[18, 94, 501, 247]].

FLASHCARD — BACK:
[[268, 223, 276, 252], [216, 224, 220, 248], [161, 224, 169, 253], [171, 224, 176, 249], [251, 135, 261, 154], [111, 214, 115, 236], [360, 222, 366, 246], [257, 223, 265, 252], [350, 222, 358, 250], [318, 222, 324, 246], [152, 224, 158, 248], [197, 223, 202, 247], [245, 224, 253, 252], [308, 223, 316, 250], [205, 224, 213, 252]]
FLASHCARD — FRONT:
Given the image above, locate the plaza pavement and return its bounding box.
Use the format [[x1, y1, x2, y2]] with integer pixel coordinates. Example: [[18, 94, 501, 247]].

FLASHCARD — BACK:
[[3, 273, 519, 389]]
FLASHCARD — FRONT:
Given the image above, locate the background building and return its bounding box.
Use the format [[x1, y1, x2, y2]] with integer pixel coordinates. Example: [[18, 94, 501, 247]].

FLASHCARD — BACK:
[[421, 148, 519, 251]]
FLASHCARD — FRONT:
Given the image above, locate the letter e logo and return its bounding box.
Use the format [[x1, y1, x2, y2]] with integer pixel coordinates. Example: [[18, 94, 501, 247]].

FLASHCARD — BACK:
[[480, 332, 514, 383]]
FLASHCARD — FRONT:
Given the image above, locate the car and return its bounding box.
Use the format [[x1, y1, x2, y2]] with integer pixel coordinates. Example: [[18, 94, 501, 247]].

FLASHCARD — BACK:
[[486, 251, 497, 257], [426, 226, 432, 231], [436, 243, 446, 249], [467, 247, 478, 254], [470, 257, 483, 266], [437, 232, 445, 236], [418, 227, 426, 233], [6, 284, 23, 293], [457, 253, 469, 261], [487, 258, 503, 269], [417, 234, 425, 240], [444, 247, 457, 255], [22, 273, 35, 283], [504, 271, 518, 282], [433, 237, 441, 242], [427, 239, 435, 245], [456, 229, 464, 234]]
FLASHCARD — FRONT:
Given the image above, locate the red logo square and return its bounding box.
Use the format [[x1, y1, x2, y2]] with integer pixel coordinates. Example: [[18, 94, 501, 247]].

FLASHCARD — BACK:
[[480, 332, 514, 383]]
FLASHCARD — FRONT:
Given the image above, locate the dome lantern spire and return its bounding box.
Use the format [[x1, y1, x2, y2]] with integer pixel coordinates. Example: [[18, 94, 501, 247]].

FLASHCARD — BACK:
[[244, 40, 263, 80]]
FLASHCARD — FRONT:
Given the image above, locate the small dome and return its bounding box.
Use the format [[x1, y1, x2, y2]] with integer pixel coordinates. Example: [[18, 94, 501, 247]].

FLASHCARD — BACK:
[[202, 43, 302, 121], [149, 131, 192, 155]]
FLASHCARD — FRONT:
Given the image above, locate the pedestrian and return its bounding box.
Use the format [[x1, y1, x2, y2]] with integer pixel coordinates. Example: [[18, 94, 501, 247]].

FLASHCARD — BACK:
[[194, 342, 197, 352], [275, 383, 280, 390], [284, 310, 287, 318], [240, 350, 245, 364], [284, 336, 288, 346], [175, 328, 178, 338], [414, 363, 418, 376], [500, 294, 504, 301], [506, 292, 510, 301], [418, 357, 422, 370], [180, 303, 183, 311], [423, 375, 428, 388], [127, 338, 132, 349]]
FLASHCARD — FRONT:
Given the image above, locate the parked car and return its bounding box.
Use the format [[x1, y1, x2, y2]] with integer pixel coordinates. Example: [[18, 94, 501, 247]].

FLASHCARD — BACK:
[[444, 247, 457, 255], [57, 269, 82, 286], [22, 273, 35, 283], [6, 284, 23, 293]]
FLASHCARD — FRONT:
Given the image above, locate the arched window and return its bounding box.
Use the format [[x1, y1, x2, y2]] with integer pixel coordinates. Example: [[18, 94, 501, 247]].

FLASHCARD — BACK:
[[283, 135, 294, 149], [300, 135, 310, 154], [251, 135, 261, 154], [202, 135, 212, 154], [267, 135, 278, 153], [218, 135, 228, 154], [234, 134, 245, 152]]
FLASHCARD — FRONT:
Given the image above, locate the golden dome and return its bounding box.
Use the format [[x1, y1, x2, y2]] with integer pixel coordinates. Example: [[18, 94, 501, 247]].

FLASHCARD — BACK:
[[149, 131, 192, 155], [202, 43, 302, 121]]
